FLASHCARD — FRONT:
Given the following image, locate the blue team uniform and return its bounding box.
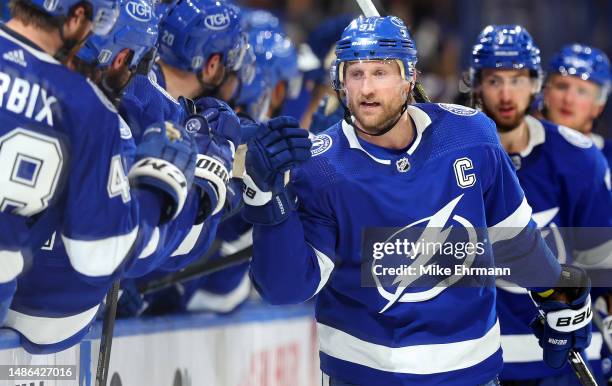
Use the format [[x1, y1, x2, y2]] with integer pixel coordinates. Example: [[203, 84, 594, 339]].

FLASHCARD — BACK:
[[0, 24, 165, 350], [592, 133, 612, 167], [249, 103, 562, 386], [498, 116, 612, 381]]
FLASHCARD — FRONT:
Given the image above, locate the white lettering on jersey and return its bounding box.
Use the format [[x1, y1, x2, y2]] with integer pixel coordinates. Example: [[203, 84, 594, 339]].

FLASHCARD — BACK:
[[0, 71, 56, 126], [107, 155, 131, 203], [453, 157, 476, 188]]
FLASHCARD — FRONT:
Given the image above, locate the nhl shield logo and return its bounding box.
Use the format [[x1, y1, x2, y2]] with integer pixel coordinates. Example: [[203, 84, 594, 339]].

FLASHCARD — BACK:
[[396, 157, 410, 172]]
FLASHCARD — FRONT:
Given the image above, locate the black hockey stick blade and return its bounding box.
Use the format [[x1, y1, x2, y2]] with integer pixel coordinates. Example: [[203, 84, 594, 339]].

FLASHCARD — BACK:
[[95, 280, 120, 386], [138, 245, 253, 295]]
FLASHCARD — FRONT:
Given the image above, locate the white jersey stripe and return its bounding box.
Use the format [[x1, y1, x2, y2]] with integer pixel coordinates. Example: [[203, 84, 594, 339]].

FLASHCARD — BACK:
[[489, 197, 533, 243], [171, 223, 204, 257], [4, 304, 100, 345], [63, 226, 138, 277], [318, 319, 501, 374], [501, 332, 602, 363]]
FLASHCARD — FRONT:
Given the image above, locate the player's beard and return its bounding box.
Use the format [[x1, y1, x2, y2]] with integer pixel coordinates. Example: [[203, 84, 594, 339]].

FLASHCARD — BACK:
[[349, 96, 406, 135], [481, 102, 529, 133]]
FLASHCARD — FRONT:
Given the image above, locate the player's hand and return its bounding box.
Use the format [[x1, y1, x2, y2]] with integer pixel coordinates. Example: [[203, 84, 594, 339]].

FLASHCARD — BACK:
[[242, 116, 311, 225], [191, 97, 241, 147], [183, 113, 235, 221], [129, 121, 197, 221], [529, 265, 592, 369]]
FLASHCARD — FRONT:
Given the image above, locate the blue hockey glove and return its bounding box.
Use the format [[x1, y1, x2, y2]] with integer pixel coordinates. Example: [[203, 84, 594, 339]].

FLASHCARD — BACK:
[[530, 265, 593, 369], [183, 109, 235, 220], [192, 96, 241, 147], [128, 121, 197, 221], [242, 116, 311, 225]]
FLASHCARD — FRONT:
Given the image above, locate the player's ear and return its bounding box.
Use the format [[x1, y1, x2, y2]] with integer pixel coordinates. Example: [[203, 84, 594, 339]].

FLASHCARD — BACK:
[[201, 54, 225, 85], [62, 4, 91, 43], [112, 49, 132, 70]]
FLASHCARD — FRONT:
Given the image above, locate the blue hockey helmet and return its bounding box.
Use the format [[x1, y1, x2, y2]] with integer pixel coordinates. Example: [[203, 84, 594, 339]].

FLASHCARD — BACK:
[[236, 29, 300, 121], [27, 0, 119, 36], [240, 8, 282, 34], [547, 44, 611, 101], [158, 0, 245, 73], [76, 0, 159, 71], [470, 24, 541, 86], [331, 16, 417, 91]]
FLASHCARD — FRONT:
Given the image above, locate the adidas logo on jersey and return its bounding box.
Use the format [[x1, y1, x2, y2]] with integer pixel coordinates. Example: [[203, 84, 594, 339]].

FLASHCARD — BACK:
[[2, 49, 27, 67]]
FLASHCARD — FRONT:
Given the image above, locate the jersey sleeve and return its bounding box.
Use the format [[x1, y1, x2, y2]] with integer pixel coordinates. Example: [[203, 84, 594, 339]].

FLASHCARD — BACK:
[[250, 165, 338, 304], [483, 145, 561, 289], [571, 148, 612, 268], [60, 89, 161, 282]]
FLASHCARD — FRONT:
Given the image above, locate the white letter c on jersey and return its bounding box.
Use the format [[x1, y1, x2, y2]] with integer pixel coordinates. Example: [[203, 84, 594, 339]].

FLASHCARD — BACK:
[[453, 157, 476, 188]]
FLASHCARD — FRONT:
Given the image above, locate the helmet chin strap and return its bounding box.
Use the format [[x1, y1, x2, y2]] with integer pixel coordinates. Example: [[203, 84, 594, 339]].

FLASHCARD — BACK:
[[336, 89, 410, 137]]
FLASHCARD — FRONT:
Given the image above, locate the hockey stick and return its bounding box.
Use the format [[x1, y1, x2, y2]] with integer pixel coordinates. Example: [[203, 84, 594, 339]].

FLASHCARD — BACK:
[[138, 244, 253, 295], [95, 280, 120, 386]]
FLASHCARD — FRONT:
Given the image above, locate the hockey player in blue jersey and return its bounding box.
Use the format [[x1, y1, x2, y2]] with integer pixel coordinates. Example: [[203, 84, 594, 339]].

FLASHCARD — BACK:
[[0, 0, 121, 324], [152, 0, 246, 101], [541, 42, 612, 385], [160, 17, 304, 315], [240, 16, 593, 386], [0, 0, 195, 327], [542, 44, 612, 166], [469, 25, 612, 385], [1, 0, 200, 352]]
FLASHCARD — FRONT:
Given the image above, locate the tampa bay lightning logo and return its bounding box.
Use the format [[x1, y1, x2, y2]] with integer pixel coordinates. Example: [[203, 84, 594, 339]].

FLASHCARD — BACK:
[[185, 117, 202, 134], [311, 134, 333, 156], [373, 194, 478, 313], [438, 103, 478, 116]]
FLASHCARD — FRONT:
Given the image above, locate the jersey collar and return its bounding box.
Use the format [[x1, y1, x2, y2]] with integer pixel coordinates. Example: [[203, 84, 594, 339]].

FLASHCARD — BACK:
[[341, 104, 432, 164], [0, 23, 59, 64], [520, 115, 546, 157], [591, 133, 605, 150]]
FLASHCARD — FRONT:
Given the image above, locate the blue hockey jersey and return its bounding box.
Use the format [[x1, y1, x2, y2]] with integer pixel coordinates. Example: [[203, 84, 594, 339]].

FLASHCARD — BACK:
[[249, 103, 562, 386], [0, 27, 209, 352], [0, 23, 167, 332], [592, 132, 612, 168], [497, 116, 612, 381]]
